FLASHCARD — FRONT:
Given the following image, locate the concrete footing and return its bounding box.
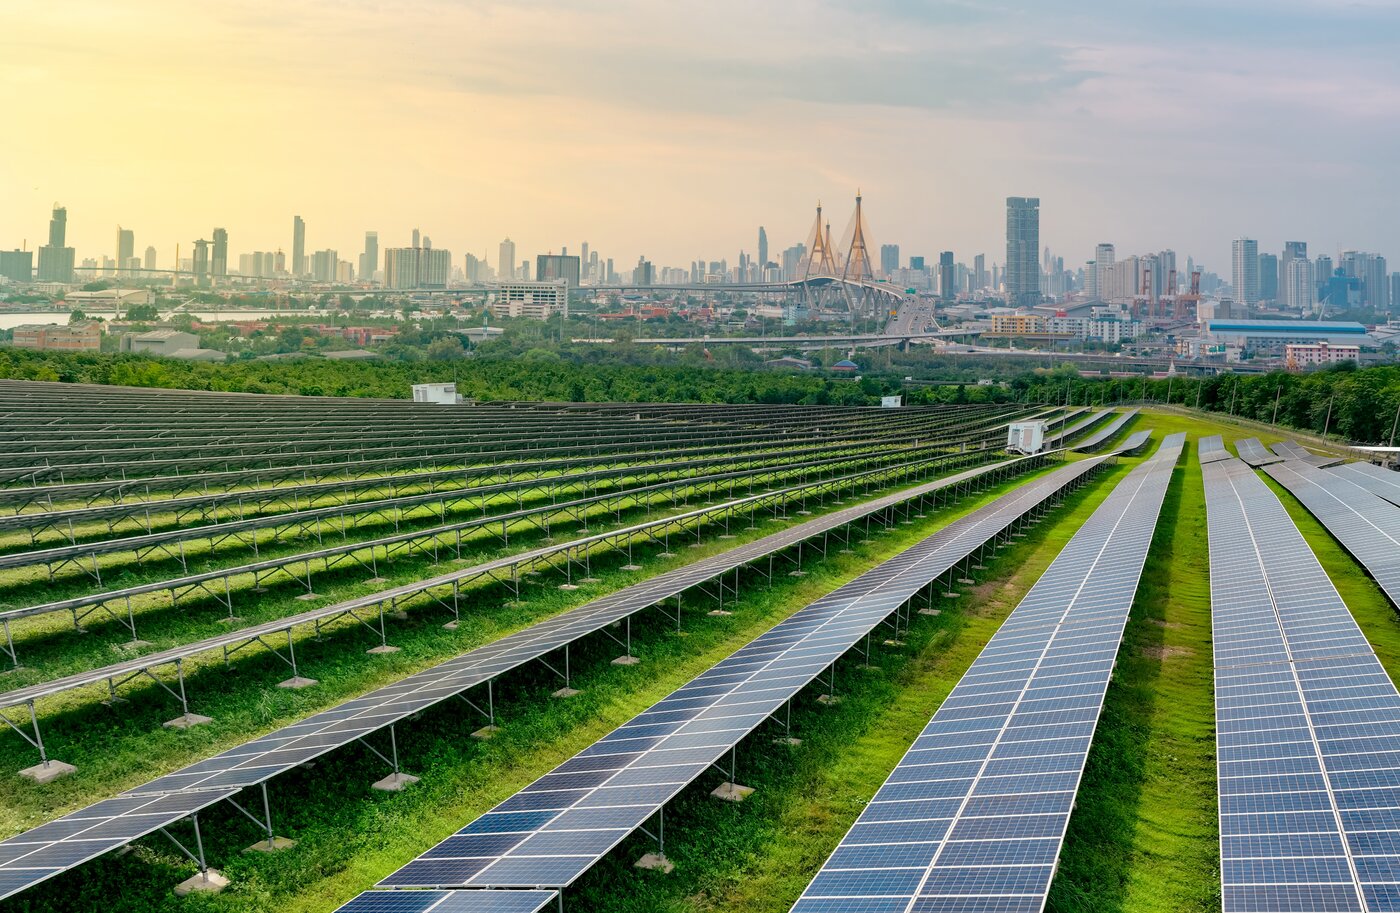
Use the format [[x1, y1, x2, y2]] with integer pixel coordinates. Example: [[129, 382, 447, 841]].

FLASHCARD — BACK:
[[816, 694, 842, 707], [217, 616, 245, 626], [443, 621, 459, 631], [612, 655, 640, 666], [371, 772, 419, 792], [389, 610, 409, 621], [711, 782, 755, 802], [707, 609, 732, 617], [552, 687, 581, 699], [245, 836, 296, 853], [943, 592, 961, 600], [635, 852, 674, 873], [295, 593, 321, 601], [163, 713, 213, 730], [621, 564, 642, 572], [367, 645, 400, 655], [919, 607, 943, 617], [18, 760, 76, 783], [559, 583, 580, 591], [278, 676, 318, 689], [958, 578, 976, 586], [471, 725, 500, 741], [883, 639, 906, 648], [366, 577, 388, 586], [174, 869, 228, 896], [122, 640, 153, 650], [788, 570, 806, 577], [774, 736, 802, 747]]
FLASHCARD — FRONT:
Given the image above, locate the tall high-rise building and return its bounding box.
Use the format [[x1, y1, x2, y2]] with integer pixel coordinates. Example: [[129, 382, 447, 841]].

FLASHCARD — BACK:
[[211, 228, 228, 279], [1232, 238, 1260, 307], [383, 246, 450, 289], [116, 228, 134, 277], [880, 243, 900, 276], [757, 228, 768, 273], [1091, 243, 1115, 301], [938, 251, 955, 300], [580, 242, 590, 274], [1391, 274, 1400, 315], [144, 246, 157, 272], [1280, 241, 1308, 309], [973, 254, 987, 291], [360, 231, 379, 284], [536, 254, 581, 287], [311, 249, 338, 283], [1005, 197, 1040, 307], [411, 228, 420, 249], [498, 238, 517, 281], [192, 239, 211, 287], [1283, 257, 1317, 314], [292, 216, 306, 277], [909, 255, 926, 272], [38, 204, 75, 283], [1341, 251, 1389, 312], [1258, 253, 1279, 303], [0, 250, 33, 283]]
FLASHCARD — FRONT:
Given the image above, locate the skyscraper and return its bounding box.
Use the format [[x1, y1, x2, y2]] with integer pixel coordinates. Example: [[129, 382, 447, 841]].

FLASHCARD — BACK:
[[0, 250, 33, 283], [116, 228, 134, 277], [1341, 251, 1389, 312], [1258, 253, 1279, 303], [292, 216, 306, 277], [1005, 197, 1040, 307], [1094, 244, 1115, 301], [536, 254, 581, 287], [360, 232, 379, 284], [1232, 238, 1260, 307], [383, 246, 450, 289], [880, 243, 900, 276], [37, 204, 75, 283], [1283, 257, 1317, 314], [311, 249, 338, 283], [757, 228, 768, 273], [973, 254, 987, 291], [192, 239, 210, 287], [1280, 241, 1307, 309], [938, 251, 955, 300], [211, 228, 228, 279], [498, 238, 516, 281]]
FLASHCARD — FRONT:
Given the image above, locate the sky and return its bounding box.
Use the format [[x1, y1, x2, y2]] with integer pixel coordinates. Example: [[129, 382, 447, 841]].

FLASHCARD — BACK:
[[3, 0, 1399, 276]]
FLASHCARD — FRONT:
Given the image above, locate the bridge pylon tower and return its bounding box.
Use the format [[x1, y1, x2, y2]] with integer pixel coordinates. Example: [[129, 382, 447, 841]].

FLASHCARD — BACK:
[[840, 190, 877, 320]]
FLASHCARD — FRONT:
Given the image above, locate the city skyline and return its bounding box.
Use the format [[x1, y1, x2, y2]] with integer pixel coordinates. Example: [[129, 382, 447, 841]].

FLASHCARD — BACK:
[[3, 0, 1399, 270]]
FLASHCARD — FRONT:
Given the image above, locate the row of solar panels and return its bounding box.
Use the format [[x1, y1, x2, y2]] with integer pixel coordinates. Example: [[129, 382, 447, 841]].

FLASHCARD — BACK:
[[0, 449, 1088, 902], [336, 436, 1183, 911]]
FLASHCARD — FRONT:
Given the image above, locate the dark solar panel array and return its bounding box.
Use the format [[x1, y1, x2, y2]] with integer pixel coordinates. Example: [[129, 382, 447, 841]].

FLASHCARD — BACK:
[[1199, 435, 1231, 464], [0, 454, 1053, 902], [787, 433, 1185, 913], [1262, 460, 1400, 610], [1205, 457, 1400, 912], [1045, 410, 1111, 447], [1236, 438, 1284, 467], [1071, 410, 1139, 452], [364, 459, 1109, 894], [336, 889, 558, 913]]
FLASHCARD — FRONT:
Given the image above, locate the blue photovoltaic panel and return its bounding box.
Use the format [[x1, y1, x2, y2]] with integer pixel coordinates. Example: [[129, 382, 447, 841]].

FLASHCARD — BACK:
[[1199, 435, 1230, 465], [1205, 457, 1400, 912], [1072, 410, 1139, 452], [1262, 460, 1400, 610], [334, 890, 557, 913], [0, 455, 1040, 903], [788, 434, 1186, 913], [367, 459, 1110, 894]]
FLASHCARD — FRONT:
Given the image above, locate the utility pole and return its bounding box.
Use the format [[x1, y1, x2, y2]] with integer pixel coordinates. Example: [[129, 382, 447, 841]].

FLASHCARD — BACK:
[[1323, 394, 1335, 438], [1389, 398, 1400, 449], [1230, 381, 1238, 415], [1272, 384, 1282, 426]]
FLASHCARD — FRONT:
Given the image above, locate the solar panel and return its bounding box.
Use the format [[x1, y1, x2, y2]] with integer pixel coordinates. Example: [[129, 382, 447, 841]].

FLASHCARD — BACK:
[[1205, 457, 1400, 912], [1271, 441, 1344, 468], [1262, 460, 1400, 610], [787, 433, 1185, 913], [1235, 438, 1284, 467], [1116, 429, 1154, 455], [1046, 410, 1113, 447], [1071, 410, 1139, 452], [1332, 461, 1400, 510], [335, 890, 557, 913], [1199, 435, 1231, 464], [366, 459, 1111, 894], [0, 453, 1056, 902]]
